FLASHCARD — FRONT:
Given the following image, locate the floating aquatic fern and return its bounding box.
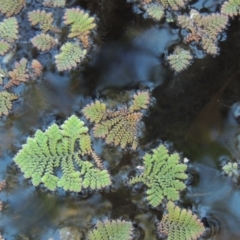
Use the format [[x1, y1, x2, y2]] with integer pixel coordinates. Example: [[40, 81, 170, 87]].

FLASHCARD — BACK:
[[31, 33, 56, 51], [129, 145, 188, 207], [88, 220, 133, 240], [0, 41, 11, 56], [223, 162, 239, 182], [143, 3, 164, 21], [0, 91, 18, 117], [55, 42, 87, 71], [14, 115, 111, 192], [221, 0, 240, 17], [4, 58, 29, 89], [177, 10, 228, 55], [63, 8, 96, 46], [83, 91, 150, 150], [43, 0, 66, 7], [158, 201, 205, 240], [28, 10, 58, 32], [167, 46, 193, 72], [0, 0, 25, 17], [31, 60, 43, 77], [0, 17, 19, 42], [157, 0, 189, 10]]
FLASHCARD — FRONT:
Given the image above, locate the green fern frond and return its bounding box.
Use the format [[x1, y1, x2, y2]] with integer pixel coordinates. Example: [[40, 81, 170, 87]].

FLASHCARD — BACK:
[[83, 91, 150, 150], [0, 17, 19, 42], [63, 8, 96, 39], [0, 0, 25, 17], [143, 3, 164, 21], [129, 91, 150, 112], [159, 201, 205, 240], [55, 42, 87, 71], [28, 10, 56, 32], [83, 100, 107, 123], [4, 58, 29, 89], [158, 0, 188, 10], [0, 91, 18, 116], [0, 41, 11, 56], [93, 111, 142, 150], [177, 10, 228, 55], [88, 220, 133, 240], [31, 33, 56, 51], [43, 0, 66, 7], [129, 145, 188, 207], [201, 37, 218, 55], [167, 47, 193, 72], [14, 115, 111, 192], [221, 0, 240, 17]]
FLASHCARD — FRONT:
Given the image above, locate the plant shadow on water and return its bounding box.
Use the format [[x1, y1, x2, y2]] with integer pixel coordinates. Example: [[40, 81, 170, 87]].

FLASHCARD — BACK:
[[1, 0, 240, 239]]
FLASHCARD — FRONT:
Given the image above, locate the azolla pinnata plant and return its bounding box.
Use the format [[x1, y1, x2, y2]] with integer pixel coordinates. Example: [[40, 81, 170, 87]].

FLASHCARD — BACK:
[[83, 91, 150, 150], [129, 144, 188, 207], [14, 115, 111, 192]]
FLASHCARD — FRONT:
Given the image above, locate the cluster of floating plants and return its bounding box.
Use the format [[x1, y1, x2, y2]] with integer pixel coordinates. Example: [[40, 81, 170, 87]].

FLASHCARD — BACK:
[[0, 0, 96, 71], [12, 91, 205, 239], [0, 58, 43, 116], [2, 0, 237, 238], [127, 0, 236, 72]]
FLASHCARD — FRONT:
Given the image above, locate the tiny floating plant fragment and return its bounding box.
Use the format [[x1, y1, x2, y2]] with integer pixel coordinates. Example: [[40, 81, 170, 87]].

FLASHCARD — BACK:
[[83, 91, 150, 150], [43, 0, 66, 7], [31, 59, 43, 77], [0, 0, 25, 17], [223, 162, 239, 182], [55, 42, 87, 71], [221, 0, 240, 17], [143, 3, 164, 21], [88, 219, 133, 240], [31, 33, 56, 51], [0, 91, 18, 117], [0, 17, 19, 42], [0, 41, 11, 56], [167, 46, 193, 72], [28, 10, 59, 32], [4, 58, 29, 89], [14, 115, 111, 192], [129, 144, 188, 207], [158, 201, 205, 240], [177, 10, 228, 55]]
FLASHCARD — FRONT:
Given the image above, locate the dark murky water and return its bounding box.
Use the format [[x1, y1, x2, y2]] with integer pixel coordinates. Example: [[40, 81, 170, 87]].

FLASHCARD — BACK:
[[1, 0, 240, 239]]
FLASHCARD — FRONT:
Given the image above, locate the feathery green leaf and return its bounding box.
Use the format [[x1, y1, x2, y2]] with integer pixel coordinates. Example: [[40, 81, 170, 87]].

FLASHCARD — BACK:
[[31, 33, 56, 51], [221, 0, 240, 17], [143, 3, 164, 21], [63, 8, 96, 39], [129, 145, 188, 207], [83, 91, 150, 150], [43, 0, 66, 7], [159, 201, 205, 240], [14, 115, 111, 192], [28, 10, 56, 32], [0, 41, 11, 56], [0, 0, 25, 17], [0, 17, 19, 42], [0, 91, 18, 116], [167, 47, 193, 72], [55, 42, 87, 71], [83, 100, 107, 123], [88, 220, 133, 240]]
